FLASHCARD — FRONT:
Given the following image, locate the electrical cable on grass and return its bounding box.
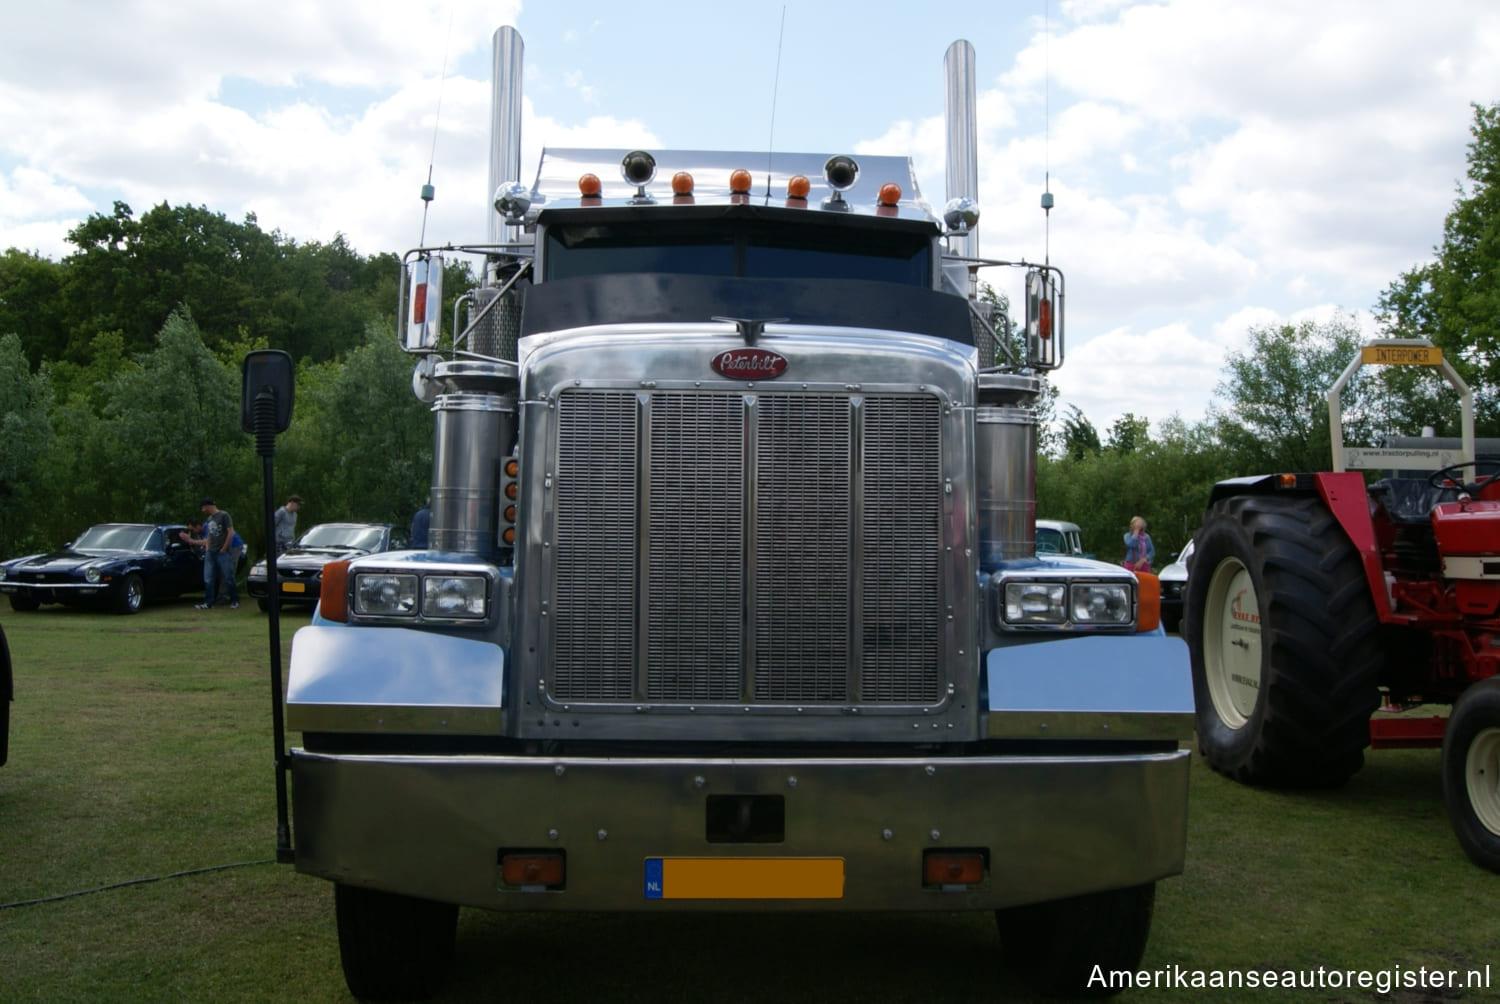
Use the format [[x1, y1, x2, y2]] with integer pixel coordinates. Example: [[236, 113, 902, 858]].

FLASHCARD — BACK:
[[0, 858, 275, 910]]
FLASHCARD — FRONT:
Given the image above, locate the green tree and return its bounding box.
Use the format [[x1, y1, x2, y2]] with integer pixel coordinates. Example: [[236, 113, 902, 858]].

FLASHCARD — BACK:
[[1378, 101, 1500, 429], [0, 248, 67, 367], [0, 333, 54, 554], [1060, 404, 1101, 461], [1106, 413, 1150, 454], [1209, 316, 1372, 473]]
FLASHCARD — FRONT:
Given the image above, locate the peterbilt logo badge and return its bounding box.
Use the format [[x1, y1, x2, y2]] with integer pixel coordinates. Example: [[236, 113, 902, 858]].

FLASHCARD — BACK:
[[711, 348, 788, 380]]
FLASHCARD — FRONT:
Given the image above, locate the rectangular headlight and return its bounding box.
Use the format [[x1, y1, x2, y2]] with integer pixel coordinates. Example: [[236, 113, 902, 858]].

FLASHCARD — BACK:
[[422, 574, 488, 619], [1070, 583, 1133, 624], [1004, 582, 1067, 624], [353, 573, 419, 616]]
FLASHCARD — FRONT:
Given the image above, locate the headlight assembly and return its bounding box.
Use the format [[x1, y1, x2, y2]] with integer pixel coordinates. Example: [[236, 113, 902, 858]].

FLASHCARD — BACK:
[[996, 574, 1136, 632], [85, 567, 102, 584], [354, 573, 419, 616], [1071, 583, 1133, 625], [422, 575, 487, 619]]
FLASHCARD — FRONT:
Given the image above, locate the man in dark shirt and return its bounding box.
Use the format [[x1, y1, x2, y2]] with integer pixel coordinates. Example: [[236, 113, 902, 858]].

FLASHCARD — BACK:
[[189, 499, 238, 609]]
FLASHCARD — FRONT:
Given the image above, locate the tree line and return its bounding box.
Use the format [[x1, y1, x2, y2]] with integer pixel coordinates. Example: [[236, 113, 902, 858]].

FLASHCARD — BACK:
[[1, 104, 1497, 564]]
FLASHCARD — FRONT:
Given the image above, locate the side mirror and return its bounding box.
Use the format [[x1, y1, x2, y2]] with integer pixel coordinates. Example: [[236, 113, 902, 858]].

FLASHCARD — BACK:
[[1024, 267, 1064, 371], [241, 350, 294, 435], [401, 254, 445, 351]]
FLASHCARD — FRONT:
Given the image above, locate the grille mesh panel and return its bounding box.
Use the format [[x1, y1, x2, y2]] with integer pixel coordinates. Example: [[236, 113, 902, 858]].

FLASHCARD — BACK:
[[550, 389, 943, 705]]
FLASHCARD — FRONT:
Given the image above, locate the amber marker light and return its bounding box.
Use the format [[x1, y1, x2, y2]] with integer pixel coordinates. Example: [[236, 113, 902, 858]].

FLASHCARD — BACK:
[[578, 173, 602, 197], [501, 852, 565, 888], [320, 561, 350, 622], [1134, 572, 1161, 633], [878, 182, 902, 206], [671, 171, 694, 195], [923, 850, 985, 887], [729, 169, 753, 195], [502, 527, 517, 545], [787, 174, 811, 199], [505, 459, 519, 478]]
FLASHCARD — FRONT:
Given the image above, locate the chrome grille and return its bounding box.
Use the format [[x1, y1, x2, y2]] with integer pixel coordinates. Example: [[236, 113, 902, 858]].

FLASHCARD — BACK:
[[550, 389, 944, 706]]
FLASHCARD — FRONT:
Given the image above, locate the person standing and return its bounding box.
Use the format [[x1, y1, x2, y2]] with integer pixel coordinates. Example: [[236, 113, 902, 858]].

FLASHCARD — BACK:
[[273, 494, 302, 555], [195, 499, 238, 609], [410, 496, 431, 549], [1123, 516, 1155, 573]]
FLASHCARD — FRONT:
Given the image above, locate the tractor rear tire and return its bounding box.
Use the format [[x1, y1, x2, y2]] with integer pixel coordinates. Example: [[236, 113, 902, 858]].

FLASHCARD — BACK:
[[1442, 678, 1500, 872], [334, 883, 458, 1001], [996, 883, 1155, 998], [1183, 493, 1382, 787]]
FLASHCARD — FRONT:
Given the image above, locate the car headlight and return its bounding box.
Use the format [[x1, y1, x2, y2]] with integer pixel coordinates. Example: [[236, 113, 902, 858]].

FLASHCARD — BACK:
[[0, 568, 7, 582], [85, 567, 102, 583], [353, 573, 419, 616], [1070, 583, 1132, 624], [422, 575, 487, 619], [1004, 582, 1066, 624]]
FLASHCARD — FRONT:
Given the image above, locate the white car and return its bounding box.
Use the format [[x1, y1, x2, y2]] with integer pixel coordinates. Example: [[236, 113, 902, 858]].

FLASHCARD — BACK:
[[1158, 539, 1193, 633], [1035, 519, 1090, 558]]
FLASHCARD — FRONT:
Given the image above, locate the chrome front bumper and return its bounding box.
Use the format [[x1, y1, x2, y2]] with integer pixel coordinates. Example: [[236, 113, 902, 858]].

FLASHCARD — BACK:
[[290, 747, 1189, 911]]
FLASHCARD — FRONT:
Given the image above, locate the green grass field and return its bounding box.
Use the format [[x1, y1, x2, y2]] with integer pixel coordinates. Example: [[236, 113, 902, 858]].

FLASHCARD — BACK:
[[1, 601, 1496, 1003]]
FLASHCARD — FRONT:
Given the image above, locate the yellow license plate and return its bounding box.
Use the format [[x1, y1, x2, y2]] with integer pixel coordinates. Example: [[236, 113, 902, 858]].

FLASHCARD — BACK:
[[644, 857, 844, 900], [281, 581, 306, 593]]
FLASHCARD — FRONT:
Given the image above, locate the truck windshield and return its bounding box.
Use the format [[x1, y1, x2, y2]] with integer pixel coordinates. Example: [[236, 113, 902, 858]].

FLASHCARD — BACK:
[[543, 216, 932, 287]]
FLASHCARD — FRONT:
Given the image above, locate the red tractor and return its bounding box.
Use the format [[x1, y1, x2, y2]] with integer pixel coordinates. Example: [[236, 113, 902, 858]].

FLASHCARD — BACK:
[[1184, 339, 1500, 870]]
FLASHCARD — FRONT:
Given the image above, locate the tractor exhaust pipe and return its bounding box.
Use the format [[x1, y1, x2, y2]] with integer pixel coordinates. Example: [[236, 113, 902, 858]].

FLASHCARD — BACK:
[[487, 26, 524, 246], [943, 39, 979, 262]]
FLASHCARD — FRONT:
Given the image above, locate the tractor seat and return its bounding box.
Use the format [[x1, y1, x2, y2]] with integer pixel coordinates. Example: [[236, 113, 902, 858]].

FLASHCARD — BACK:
[[1369, 477, 1458, 524]]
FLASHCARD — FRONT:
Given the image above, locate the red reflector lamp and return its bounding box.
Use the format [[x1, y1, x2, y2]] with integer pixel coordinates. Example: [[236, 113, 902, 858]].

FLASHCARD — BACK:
[[923, 850, 985, 886], [501, 852, 565, 887]]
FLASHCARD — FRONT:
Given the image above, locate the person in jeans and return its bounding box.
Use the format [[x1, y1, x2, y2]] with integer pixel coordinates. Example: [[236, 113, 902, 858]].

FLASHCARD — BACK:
[[273, 494, 302, 556], [186, 499, 238, 609]]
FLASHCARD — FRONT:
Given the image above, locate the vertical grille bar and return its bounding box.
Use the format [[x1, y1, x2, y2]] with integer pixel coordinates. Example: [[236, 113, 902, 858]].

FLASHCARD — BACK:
[[553, 392, 638, 699], [753, 394, 851, 702], [860, 397, 943, 702], [644, 395, 745, 700]]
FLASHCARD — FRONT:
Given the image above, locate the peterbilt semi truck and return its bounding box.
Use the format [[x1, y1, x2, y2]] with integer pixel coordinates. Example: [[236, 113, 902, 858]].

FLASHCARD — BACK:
[[278, 25, 1194, 1001]]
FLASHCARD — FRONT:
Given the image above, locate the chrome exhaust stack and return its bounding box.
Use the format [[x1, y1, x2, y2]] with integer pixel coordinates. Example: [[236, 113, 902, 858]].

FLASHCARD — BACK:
[[943, 39, 979, 263], [487, 26, 524, 247]]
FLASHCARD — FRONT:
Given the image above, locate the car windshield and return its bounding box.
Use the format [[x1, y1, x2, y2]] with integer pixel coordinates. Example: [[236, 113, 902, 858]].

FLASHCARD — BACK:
[[72, 525, 154, 551], [297, 525, 384, 551], [1036, 528, 1065, 554]]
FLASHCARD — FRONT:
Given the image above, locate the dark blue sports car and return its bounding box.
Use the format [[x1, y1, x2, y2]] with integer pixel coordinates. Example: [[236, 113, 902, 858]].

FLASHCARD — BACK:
[[0, 523, 204, 615]]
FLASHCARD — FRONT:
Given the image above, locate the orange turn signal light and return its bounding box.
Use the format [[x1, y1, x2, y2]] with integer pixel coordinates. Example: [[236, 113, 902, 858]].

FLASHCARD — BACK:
[[729, 169, 753, 195], [1133, 571, 1160, 633], [787, 174, 811, 199], [671, 171, 694, 195], [501, 852, 565, 888], [319, 560, 350, 623], [578, 173, 602, 197], [504, 504, 516, 523], [502, 527, 516, 545], [878, 182, 902, 206], [923, 851, 985, 887], [504, 458, 519, 478]]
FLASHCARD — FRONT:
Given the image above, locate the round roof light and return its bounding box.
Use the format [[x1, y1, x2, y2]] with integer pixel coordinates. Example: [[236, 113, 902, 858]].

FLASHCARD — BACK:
[[493, 181, 532, 221], [787, 175, 811, 199], [578, 173, 602, 197], [878, 182, 902, 207], [943, 196, 980, 231], [729, 169, 753, 195], [671, 171, 694, 195], [621, 150, 657, 187], [824, 155, 860, 193]]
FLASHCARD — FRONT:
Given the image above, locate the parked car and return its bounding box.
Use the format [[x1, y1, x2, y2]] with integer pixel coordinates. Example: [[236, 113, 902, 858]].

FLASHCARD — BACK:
[[1035, 519, 1092, 558], [1158, 538, 1194, 633], [247, 522, 409, 611], [1, 620, 11, 766], [0, 523, 203, 614]]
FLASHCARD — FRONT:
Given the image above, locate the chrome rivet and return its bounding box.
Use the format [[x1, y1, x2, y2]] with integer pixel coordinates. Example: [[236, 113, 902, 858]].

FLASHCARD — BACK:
[[787, 776, 798, 789], [548, 829, 560, 841], [597, 829, 608, 841], [925, 765, 936, 776], [694, 776, 706, 788], [554, 765, 566, 776], [930, 829, 941, 841], [882, 829, 894, 841]]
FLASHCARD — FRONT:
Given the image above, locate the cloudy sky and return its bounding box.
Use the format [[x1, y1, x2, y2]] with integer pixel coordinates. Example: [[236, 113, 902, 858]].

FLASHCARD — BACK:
[[3, 0, 1497, 433]]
